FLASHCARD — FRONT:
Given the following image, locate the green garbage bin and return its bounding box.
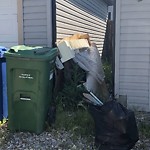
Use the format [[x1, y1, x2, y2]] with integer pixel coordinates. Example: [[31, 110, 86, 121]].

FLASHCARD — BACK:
[[5, 46, 58, 134]]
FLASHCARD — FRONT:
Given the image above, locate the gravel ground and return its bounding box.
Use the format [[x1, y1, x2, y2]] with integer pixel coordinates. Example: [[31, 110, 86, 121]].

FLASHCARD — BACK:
[[0, 125, 94, 150], [0, 112, 150, 150], [132, 112, 150, 150]]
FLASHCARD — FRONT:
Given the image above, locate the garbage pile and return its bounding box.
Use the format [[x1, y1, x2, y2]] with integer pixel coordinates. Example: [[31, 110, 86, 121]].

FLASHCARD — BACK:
[[56, 33, 139, 150], [55, 33, 109, 102], [0, 33, 139, 149]]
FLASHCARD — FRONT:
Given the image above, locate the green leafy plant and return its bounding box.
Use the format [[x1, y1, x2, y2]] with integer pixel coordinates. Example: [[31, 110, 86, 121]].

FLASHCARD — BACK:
[[56, 64, 85, 111], [102, 60, 113, 94]]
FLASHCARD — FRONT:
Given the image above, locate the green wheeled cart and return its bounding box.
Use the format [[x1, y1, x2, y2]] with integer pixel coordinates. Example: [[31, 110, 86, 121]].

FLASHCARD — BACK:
[[5, 46, 57, 134]]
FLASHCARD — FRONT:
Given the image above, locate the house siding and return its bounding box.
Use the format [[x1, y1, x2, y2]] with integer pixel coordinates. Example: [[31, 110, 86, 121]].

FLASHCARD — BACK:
[[56, 0, 108, 54], [0, 0, 18, 48], [115, 0, 150, 111], [23, 0, 48, 46], [23, 0, 108, 51]]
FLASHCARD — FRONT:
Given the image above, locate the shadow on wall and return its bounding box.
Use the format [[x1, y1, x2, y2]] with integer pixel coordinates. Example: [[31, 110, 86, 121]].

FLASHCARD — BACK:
[[102, 20, 113, 62]]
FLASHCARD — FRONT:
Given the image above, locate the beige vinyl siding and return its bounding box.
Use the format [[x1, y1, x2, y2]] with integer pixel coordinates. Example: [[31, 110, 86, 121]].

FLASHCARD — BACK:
[[23, 0, 47, 46], [56, 0, 108, 54], [116, 0, 150, 111]]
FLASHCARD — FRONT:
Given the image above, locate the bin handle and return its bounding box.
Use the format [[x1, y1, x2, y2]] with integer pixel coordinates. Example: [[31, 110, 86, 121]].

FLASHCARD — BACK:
[[20, 97, 31, 101], [20, 94, 31, 101]]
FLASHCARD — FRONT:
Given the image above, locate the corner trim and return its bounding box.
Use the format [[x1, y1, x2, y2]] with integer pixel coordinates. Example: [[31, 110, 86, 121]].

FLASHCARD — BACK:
[[115, 0, 121, 98], [46, 0, 53, 47], [17, 0, 24, 44], [52, 0, 56, 47]]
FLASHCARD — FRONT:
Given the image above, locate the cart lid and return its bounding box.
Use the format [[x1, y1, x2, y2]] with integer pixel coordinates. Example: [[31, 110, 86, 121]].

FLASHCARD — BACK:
[[4, 45, 58, 61]]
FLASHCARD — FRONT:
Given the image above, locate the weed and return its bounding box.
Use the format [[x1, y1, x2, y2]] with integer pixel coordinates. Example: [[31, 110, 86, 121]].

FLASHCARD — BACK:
[[0, 123, 9, 147], [138, 122, 150, 138], [102, 60, 113, 95], [56, 64, 85, 111]]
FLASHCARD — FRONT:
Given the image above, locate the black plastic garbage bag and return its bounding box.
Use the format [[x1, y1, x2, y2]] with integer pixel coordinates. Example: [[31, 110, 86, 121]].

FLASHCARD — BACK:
[[89, 100, 139, 150]]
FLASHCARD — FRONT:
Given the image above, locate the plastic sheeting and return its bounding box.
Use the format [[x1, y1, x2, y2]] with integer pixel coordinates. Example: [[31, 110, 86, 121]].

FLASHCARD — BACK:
[[73, 46, 105, 84], [73, 45, 107, 100]]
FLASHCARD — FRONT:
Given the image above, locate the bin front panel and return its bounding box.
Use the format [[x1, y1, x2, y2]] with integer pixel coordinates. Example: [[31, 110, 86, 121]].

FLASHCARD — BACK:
[[7, 61, 52, 133]]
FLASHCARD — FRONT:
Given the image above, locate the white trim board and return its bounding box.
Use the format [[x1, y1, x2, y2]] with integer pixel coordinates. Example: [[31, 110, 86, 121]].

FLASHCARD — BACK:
[[115, 0, 121, 98]]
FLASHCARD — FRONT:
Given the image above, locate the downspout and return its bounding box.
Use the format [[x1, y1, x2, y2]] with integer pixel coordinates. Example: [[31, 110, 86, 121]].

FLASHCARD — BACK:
[[52, 0, 56, 47]]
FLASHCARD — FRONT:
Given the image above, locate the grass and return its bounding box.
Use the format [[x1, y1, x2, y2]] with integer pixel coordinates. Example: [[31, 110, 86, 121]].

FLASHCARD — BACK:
[[138, 122, 150, 138], [54, 103, 94, 138], [0, 119, 7, 126]]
